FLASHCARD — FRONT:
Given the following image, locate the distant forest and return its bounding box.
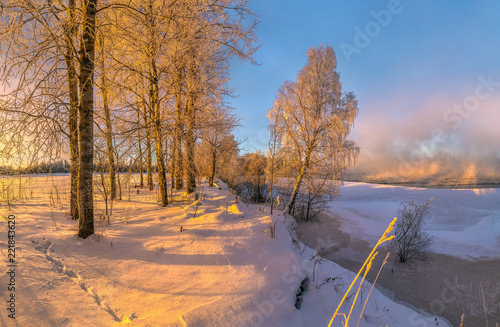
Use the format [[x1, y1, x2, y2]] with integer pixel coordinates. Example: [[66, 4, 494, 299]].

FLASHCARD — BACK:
[[0, 160, 144, 175]]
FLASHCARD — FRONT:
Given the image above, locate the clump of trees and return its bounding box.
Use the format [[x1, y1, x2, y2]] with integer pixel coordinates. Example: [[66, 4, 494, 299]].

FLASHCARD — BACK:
[[391, 198, 434, 263], [195, 106, 240, 188], [241, 152, 268, 203], [0, 0, 257, 238], [217, 151, 268, 203], [215, 46, 359, 222]]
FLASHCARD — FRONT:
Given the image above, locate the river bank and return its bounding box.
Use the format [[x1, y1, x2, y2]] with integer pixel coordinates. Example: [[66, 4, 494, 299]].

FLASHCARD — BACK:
[[296, 212, 500, 327]]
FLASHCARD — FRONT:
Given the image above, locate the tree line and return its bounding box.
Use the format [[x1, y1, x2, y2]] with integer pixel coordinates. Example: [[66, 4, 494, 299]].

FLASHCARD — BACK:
[[0, 0, 257, 238], [0, 0, 359, 238]]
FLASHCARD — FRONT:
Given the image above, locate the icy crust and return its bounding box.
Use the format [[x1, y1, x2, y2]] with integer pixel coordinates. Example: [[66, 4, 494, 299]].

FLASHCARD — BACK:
[[329, 182, 500, 260]]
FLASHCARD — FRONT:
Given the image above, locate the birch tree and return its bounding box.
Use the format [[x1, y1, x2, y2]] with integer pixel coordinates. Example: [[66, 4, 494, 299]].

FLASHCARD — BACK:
[[173, 0, 257, 194], [0, 0, 99, 237], [77, 0, 98, 238], [0, 0, 81, 219], [197, 104, 240, 186], [173, 63, 184, 190], [64, 0, 80, 220], [105, 0, 172, 204], [96, 34, 117, 200], [267, 115, 283, 214], [267, 46, 359, 215]]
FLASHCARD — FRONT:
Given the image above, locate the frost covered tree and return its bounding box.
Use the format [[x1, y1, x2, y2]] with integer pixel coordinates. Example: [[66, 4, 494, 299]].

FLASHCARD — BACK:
[[0, 0, 256, 237], [391, 198, 434, 263], [0, 0, 98, 238], [0, 0, 81, 219], [267, 113, 284, 214], [267, 45, 359, 215], [172, 0, 257, 194], [77, 0, 98, 238], [197, 105, 240, 187], [96, 34, 117, 200], [242, 152, 267, 203]]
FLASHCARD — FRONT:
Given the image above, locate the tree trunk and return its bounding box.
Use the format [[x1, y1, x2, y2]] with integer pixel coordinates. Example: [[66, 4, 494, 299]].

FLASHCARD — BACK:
[[170, 138, 175, 189], [116, 155, 122, 200], [137, 109, 144, 188], [255, 173, 262, 202], [150, 67, 168, 206], [64, 0, 79, 220], [99, 164, 108, 216], [209, 149, 216, 187], [269, 155, 274, 214], [185, 62, 196, 194], [269, 121, 279, 215], [285, 148, 312, 215], [185, 100, 196, 194], [146, 1, 167, 206], [142, 99, 153, 190], [78, 0, 97, 239], [306, 196, 311, 222], [175, 67, 184, 190], [99, 38, 116, 200], [152, 93, 167, 206]]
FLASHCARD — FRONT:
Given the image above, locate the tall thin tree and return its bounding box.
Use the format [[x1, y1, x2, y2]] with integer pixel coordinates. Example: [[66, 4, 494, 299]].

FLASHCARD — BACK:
[[268, 46, 359, 215], [78, 0, 98, 239]]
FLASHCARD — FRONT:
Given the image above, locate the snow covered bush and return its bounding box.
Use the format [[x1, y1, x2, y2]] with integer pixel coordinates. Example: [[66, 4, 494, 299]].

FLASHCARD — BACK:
[[391, 198, 434, 263]]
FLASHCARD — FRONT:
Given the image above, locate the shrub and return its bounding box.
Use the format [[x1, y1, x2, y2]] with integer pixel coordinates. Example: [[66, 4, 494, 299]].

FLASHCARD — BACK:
[[391, 198, 434, 263]]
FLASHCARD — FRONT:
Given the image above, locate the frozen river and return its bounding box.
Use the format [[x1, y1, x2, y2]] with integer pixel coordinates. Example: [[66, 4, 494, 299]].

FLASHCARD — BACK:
[[328, 182, 500, 260]]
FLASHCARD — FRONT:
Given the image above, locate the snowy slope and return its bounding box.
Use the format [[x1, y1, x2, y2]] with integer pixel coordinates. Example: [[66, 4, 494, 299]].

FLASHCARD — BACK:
[[0, 175, 449, 326]]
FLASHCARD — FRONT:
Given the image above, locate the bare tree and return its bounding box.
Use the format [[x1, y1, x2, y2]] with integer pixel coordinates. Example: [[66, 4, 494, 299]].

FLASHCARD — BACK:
[[391, 198, 434, 263], [148, 1, 168, 206], [142, 97, 154, 190], [267, 114, 283, 214], [290, 171, 332, 222], [216, 137, 240, 192], [0, 0, 80, 218], [112, 0, 174, 205], [136, 109, 144, 188], [96, 34, 117, 200], [267, 45, 359, 215], [0, 0, 99, 237], [63, 0, 80, 220], [173, 0, 258, 194], [196, 103, 240, 186], [184, 45, 198, 194]]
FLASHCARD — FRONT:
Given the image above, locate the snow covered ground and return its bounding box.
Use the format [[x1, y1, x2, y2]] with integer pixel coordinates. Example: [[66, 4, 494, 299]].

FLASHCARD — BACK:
[[328, 182, 500, 260], [0, 175, 449, 326]]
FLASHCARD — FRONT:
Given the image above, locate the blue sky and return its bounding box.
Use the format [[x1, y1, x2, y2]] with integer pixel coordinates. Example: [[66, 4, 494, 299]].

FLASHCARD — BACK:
[[228, 0, 500, 176]]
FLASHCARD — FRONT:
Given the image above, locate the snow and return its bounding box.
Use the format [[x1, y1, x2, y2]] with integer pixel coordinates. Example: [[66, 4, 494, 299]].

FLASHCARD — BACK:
[[0, 175, 449, 326], [329, 182, 500, 260]]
